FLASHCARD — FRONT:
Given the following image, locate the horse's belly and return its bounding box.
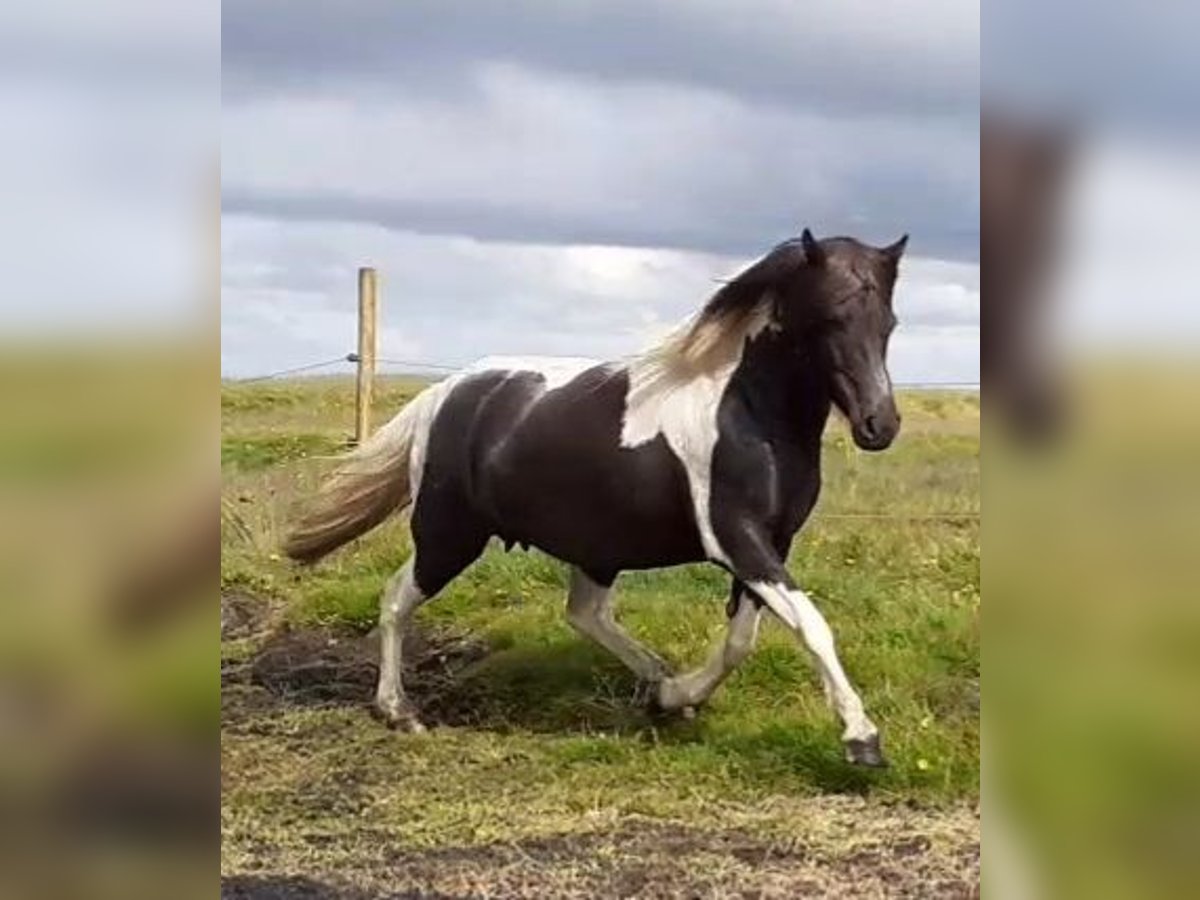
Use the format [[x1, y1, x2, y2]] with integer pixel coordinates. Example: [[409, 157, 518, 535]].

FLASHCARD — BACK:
[[481, 374, 706, 574], [496, 469, 706, 574]]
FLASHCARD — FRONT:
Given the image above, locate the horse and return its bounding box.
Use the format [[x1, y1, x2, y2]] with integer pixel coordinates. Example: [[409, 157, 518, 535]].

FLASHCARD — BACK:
[[285, 228, 908, 767]]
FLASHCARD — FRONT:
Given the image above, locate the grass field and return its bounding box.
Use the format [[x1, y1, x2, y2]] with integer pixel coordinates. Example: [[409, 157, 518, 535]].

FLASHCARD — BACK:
[[220, 375, 979, 898]]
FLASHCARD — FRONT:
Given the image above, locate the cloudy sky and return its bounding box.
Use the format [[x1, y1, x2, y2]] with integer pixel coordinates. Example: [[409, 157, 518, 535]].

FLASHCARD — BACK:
[[5, 3, 1198, 382], [220, 1, 980, 383]]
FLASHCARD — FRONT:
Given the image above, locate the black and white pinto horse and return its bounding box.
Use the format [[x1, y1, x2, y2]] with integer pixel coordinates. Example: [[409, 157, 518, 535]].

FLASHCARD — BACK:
[[287, 229, 908, 767]]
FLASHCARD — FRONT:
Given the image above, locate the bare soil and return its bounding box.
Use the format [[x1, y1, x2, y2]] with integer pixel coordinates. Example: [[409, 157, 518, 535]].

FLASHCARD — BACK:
[[221, 816, 978, 899], [220, 602, 490, 726]]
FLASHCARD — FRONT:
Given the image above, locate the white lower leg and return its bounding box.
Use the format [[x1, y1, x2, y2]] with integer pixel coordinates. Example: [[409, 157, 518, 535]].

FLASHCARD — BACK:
[[375, 561, 427, 729], [749, 581, 877, 742], [659, 593, 760, 709], [566, 568, 671, 681]]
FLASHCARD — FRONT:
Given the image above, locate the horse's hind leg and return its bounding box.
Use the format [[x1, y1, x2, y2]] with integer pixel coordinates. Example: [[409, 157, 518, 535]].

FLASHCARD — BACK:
[[566, 567, 673, 684], [375, 560, 428, 731], [375, 523, 489, 732]]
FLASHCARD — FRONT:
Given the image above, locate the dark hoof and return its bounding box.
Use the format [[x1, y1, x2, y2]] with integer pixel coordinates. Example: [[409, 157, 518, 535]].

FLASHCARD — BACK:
[[844, 734, 888, 768], [636, 678, 667, 711]]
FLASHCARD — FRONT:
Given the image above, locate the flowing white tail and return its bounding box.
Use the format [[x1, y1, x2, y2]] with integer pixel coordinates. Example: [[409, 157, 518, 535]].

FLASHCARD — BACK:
[[284, 378, 457, 563]]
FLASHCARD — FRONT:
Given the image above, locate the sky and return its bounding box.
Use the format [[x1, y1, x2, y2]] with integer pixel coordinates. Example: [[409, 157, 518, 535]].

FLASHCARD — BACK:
[[3, 2, 1198, 383], [220, 1, 980, 383]]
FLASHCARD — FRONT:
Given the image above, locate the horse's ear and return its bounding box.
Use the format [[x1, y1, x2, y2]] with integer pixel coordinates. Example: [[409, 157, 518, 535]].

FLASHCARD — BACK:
[[801, 228, 826, 266], [884, 233, 909, 261]]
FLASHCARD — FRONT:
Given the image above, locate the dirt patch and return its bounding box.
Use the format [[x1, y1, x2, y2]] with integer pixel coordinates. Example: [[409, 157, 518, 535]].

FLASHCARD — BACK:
[[222, 817, 979, 899], [222, 619, 490, 724], [222, 591, 272, 641], [221, 875, 383, 900]]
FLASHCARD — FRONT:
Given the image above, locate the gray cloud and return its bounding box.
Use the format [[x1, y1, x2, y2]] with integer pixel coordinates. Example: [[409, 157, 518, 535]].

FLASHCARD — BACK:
[[221, 215, 979, 382], [221, 1, 979, 381], [223, 62, 977, 261], [223, 0, 978, 119]]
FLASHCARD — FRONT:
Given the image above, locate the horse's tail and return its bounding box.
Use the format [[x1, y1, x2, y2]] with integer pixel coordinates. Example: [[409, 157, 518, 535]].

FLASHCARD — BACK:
[[283, 378, 457, 564]]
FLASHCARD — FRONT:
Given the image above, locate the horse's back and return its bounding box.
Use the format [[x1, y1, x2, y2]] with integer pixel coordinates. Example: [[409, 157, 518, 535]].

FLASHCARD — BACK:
[[419, 360, 706, 577]]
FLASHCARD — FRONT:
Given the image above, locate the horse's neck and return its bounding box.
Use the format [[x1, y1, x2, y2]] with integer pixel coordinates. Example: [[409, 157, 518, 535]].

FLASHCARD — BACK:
[[730, 334, 831, 448]]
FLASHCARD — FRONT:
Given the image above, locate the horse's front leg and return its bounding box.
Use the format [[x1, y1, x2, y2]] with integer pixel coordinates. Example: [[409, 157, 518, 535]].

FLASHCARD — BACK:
[[656, 584, 762, 712], [715, 530, 885, 767]]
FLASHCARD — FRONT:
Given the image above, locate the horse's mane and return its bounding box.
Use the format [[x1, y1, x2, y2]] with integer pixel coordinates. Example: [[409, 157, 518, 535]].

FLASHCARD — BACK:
[[626, 240, 808, 402]]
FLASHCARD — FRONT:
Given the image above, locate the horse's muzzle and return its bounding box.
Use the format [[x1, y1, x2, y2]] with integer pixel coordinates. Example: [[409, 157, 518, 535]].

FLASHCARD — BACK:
[[852, 408, 900, 451]]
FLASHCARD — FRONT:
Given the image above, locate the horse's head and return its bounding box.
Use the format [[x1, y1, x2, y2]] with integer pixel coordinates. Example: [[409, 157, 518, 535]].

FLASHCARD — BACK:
[[676, 228, 908, 450], [797, 230, 906, 450], [766, 229, 908, 451]]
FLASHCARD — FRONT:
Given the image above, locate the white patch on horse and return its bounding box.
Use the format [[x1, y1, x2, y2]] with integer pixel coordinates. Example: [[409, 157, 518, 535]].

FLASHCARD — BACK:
[[657, 590, 761, 709], [565, 567, 672, 681], [375, 560, 429, 730], [465, 355, 602, 392], [618, 310, 773, 565], [620, 361, 737, 563], [747, 579, 877, 742], [405, 374, 464, 506], [872, 362, 892, 398]]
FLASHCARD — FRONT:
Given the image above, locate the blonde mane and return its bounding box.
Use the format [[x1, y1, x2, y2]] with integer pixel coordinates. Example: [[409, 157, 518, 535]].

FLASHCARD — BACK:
[[626, 237, 808, 396], [630, 298, 774, 387], [620, 291, 778, 450]]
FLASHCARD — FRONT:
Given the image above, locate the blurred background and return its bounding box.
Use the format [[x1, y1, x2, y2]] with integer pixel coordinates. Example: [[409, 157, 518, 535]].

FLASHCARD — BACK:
[[0, 3, 216, 898], [0, 0, 1198, 896], [986, 1, 1200, 897]]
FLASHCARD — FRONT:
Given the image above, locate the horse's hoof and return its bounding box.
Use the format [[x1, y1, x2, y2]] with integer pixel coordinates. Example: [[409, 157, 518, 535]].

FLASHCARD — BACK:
[[372, 701, 427, 734], [844, 734, 888, 768], [396, 718, 428, 735], [635, 678, 666, 710], [647, 679, 699, 720]]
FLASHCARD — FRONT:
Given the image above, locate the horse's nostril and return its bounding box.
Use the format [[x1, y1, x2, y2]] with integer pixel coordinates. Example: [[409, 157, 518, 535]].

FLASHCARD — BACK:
[[863, 415, 880, 438]]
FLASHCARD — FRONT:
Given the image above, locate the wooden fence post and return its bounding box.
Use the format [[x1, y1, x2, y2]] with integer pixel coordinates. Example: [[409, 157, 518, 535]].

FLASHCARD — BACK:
[[355, 267, 378, 444]]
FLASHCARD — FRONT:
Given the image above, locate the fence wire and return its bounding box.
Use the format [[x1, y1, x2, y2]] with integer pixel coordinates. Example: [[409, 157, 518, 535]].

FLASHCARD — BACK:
[[228, 351, 979, 390], [224, 353, 979, 522], [230, 355, 355, 384]]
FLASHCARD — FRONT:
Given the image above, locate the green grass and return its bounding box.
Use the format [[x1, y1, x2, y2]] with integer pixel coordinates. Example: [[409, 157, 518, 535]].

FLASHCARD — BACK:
[[222, 377, 979, 859], [222, 433, 347, 472]]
